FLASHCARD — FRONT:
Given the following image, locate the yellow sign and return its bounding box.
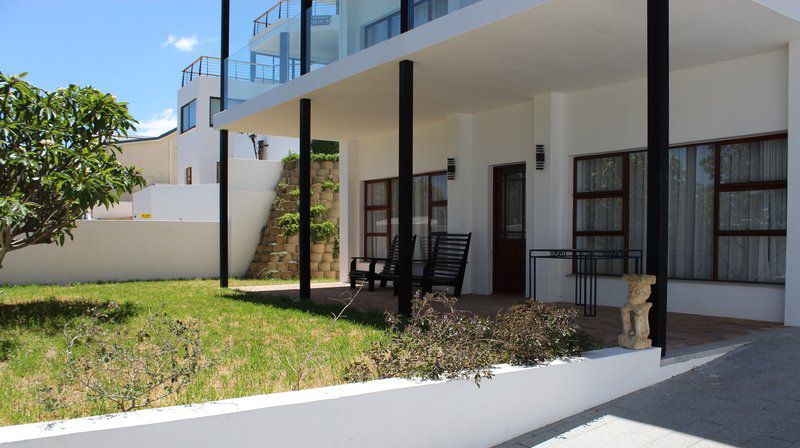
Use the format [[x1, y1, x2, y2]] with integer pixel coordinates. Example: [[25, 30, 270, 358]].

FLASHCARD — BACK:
[[140, 213, 152, 219]]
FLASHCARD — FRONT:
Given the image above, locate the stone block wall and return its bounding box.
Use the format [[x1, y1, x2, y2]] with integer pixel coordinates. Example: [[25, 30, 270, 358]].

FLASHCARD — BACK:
[[247, 159, 340, 280]]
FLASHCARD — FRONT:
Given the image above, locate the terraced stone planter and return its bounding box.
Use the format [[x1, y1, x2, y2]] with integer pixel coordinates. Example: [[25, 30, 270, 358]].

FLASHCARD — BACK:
[[247, 159, 340, 280]]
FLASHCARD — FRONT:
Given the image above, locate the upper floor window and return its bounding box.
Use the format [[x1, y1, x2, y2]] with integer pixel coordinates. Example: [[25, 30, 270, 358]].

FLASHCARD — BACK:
[[210, 97, 221, 127], [363, 0, 448, 49], [573, 134, 787, 284], [180, 100, 196, 133]]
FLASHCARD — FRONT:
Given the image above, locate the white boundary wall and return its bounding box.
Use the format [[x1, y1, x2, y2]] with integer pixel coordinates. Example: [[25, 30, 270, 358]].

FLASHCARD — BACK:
[[0, 347, 721, 448], [0, 221, 218, 285], [0, 159, 282, 285]]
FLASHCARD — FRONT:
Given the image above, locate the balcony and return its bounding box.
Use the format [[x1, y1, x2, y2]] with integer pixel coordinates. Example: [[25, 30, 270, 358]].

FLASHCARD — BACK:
[[252, 0, 340, 36], [225, 0, 485, 108], [181, 56, 221, 87]]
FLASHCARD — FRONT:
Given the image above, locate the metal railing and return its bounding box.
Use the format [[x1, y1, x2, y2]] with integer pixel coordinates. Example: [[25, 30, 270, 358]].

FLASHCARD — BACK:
[[181, 56, 222, 87], [252, 0, 340, 35]]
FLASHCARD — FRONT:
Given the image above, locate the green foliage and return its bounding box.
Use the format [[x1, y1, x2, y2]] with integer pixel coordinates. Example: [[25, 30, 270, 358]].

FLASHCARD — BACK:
[[282, 152, 340, 163], [0, 72, 146, 268], [277, 205, 337, 243], [310, 139, 339, 155], [346, 296, 594, 386], [289, 188, 300, 197], [277, 213, 300, 236], [320, 178, 340, 193], [346, 293, 498, 385], [41, 304, 208, 413], [495, 300, 592, 365]]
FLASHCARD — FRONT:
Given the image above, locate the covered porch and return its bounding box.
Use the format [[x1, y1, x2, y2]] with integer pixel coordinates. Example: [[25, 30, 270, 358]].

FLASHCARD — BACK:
[[217, 0, 800, 355]]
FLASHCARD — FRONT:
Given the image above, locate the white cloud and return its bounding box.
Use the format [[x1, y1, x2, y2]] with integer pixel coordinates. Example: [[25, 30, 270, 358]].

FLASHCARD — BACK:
[[135, 108, 176, 137], [161, 34, 200, 52]]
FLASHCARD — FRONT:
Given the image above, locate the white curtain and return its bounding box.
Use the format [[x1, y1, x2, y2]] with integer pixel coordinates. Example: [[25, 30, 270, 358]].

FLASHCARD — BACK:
[[667, 145, 715, 280]]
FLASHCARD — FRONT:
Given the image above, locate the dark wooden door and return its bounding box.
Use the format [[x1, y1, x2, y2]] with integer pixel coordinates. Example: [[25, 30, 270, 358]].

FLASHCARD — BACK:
[[493, 164, 526, 294]]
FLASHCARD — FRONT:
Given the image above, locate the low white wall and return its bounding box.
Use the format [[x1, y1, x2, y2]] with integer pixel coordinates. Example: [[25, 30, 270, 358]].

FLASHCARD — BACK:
[[133, 184, 219, 221], [0, 160, 283, 285], [0, 347, 720, 448], [91, 202, 133, 220], [0, 221, 218, 285]]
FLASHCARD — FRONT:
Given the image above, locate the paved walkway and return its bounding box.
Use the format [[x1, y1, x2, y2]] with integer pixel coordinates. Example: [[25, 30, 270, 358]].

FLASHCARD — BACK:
[[495, 328, 800, 448]]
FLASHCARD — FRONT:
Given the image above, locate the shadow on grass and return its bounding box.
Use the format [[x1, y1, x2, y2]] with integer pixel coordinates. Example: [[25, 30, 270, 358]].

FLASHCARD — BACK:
[[222, 290, 390, 330], [0, 299, 139, 335]]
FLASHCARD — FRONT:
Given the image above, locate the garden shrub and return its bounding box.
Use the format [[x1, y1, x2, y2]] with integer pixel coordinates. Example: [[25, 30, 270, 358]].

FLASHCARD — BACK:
[[345, 295, 594, 386], [495, 300, 591, 365], [41, 304, 208, 413], [345, 293, 498, 385]]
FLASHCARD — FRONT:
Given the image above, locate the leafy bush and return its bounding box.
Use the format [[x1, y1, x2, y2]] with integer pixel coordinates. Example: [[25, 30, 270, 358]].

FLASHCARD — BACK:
[[41, 304, 208, 413], [345, 295, 593, 386], [495, 300, 590, 365], [346, 293, 498, 385], [320, 178, 339, 192], [282, 152, 340, 163], [278, 205, 336, 242], [310, 140, 339, 155]]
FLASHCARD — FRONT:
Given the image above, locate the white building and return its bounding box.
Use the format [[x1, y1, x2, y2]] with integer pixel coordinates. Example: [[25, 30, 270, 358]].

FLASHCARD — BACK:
[[215, 0, 800, 326]]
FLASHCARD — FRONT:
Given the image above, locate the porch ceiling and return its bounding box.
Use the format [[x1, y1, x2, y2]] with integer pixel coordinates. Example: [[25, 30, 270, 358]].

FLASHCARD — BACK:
[[217, 0, 800, 141]]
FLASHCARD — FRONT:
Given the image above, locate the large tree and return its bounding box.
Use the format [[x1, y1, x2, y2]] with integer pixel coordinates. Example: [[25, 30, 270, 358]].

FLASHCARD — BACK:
[[0, 73, 145, 268]]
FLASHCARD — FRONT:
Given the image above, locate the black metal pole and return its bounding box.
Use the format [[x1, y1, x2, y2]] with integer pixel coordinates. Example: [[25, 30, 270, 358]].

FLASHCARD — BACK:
[[298, 0, 313, 301], [219, 0, 230, 289], [647, 0, 669, 355], [401, 0, 413, 32], [398, 60, 414, 316]]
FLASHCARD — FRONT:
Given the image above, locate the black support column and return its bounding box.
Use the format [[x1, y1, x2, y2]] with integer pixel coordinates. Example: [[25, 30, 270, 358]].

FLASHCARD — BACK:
[[647, 0, 669, 355], [298, 0, 313, 301], [219, 0, 230, 288], [396, 0, 415, 315], [398, 60, 414, 316]]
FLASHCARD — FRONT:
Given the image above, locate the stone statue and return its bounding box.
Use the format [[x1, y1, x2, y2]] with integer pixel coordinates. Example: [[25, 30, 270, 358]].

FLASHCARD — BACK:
[[618, 274, 657, 350]]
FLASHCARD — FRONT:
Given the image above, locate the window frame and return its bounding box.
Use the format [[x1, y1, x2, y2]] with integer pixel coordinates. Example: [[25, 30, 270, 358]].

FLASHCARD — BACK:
[[363, 171, 448, 258], [572, 133, 788, 285], [209, 97, 221, 127], [180, 99, 197, 134], [185, 166, 193, 185]]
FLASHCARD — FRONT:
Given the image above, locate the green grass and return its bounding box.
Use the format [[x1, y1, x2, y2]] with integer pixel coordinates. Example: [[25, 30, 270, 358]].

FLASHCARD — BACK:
[[0, 279, 385, 426]]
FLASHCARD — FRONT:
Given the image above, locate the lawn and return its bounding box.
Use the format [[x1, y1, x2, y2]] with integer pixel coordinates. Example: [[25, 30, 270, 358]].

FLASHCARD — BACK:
[[0, 279, 385, 427]]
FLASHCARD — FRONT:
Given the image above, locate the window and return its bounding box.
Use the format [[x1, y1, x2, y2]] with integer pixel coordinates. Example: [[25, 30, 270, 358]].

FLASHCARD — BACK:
[[364, 172, 448, 259], [573, 134, 787, 284], [210, 97, 221, 127], [363, 0, 448, 49], [180, 100, 196, 133], [185, 166, 193, 185]]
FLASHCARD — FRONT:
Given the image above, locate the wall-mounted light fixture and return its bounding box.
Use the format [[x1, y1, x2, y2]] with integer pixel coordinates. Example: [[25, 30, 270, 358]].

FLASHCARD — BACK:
[[447, 157, 456, 180], [536, 144, 545, 170]]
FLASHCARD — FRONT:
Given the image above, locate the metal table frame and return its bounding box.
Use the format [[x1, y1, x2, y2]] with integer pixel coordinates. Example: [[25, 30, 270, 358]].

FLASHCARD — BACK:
[[528, 249, 643, 317]]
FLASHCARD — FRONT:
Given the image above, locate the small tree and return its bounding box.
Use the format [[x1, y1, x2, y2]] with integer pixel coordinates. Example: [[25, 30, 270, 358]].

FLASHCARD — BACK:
[[0, 73, 145, 268]]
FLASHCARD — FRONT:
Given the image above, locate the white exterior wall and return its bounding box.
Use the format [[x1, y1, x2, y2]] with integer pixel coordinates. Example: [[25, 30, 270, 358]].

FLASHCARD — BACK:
[[178, 77, 296, 185], [785, 39, 800, 325], [343, 49, 793, 323]]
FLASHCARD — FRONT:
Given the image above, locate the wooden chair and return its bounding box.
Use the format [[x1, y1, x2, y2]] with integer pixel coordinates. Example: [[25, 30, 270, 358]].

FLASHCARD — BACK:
[[413, 233, 472, 297], [349, 235, 416, 291]]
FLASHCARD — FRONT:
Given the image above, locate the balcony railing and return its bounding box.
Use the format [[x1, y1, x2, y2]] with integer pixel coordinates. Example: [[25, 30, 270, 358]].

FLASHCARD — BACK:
[[252, 0, 340, 36], [181, 56, 222, 87]]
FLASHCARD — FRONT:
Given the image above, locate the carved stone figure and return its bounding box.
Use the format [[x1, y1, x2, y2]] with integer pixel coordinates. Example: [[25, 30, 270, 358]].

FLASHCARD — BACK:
[[618, 274, 657, 350]]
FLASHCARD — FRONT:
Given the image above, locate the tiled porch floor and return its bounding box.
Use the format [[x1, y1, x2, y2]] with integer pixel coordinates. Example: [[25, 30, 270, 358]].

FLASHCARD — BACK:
[[235, 283, 781, 350]]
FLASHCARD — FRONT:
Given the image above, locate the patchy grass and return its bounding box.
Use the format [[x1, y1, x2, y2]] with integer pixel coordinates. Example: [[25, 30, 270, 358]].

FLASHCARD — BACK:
[[0, 280, 384, 427]]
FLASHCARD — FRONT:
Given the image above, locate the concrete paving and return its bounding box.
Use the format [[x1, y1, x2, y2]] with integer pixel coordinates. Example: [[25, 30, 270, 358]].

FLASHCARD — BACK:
[[495, 328, 800, 448]]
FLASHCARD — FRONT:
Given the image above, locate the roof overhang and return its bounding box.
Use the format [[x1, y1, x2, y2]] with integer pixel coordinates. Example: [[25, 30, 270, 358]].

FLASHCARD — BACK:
[[215, 0, 800, 141]]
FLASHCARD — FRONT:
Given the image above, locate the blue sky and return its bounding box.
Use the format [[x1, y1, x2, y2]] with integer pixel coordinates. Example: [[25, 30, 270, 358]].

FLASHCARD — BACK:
[[0, 0, 267, 136]]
